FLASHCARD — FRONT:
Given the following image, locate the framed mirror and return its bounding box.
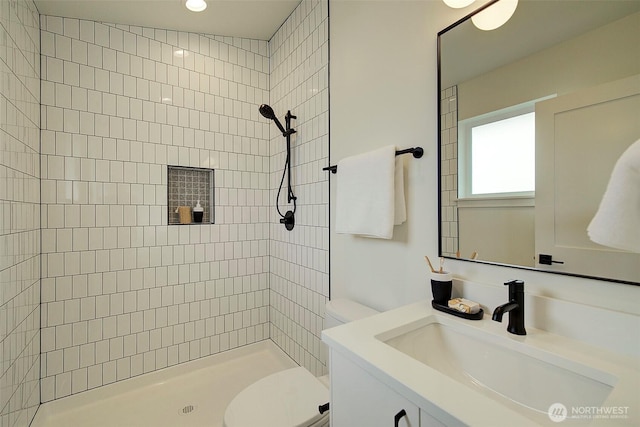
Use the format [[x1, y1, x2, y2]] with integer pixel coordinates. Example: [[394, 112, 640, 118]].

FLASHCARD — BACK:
[[437, 0, 640, 284]]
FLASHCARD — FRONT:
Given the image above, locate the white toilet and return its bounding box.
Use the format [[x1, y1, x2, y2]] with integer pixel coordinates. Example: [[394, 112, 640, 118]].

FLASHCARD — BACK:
[[222, 298, 379, 427]]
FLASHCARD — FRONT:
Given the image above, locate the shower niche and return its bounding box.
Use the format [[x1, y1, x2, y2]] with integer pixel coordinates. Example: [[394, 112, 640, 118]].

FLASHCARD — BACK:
[[168, 165, 214, 225]]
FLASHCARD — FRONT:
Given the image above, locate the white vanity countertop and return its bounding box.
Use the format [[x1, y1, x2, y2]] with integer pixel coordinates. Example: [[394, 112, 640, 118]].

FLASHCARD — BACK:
[[321, 300, 640, 427]]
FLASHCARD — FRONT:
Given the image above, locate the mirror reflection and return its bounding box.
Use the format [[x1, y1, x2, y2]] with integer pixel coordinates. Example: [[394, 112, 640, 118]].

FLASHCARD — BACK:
[[438, 0, 640, 284]]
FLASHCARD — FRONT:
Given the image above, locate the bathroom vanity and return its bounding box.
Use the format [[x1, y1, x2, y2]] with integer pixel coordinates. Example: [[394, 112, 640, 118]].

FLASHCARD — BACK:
[[322, 301, 639, 426]]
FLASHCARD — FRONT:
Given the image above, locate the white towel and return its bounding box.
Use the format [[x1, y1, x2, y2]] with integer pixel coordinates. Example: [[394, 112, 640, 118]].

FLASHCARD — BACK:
[[335, 145, 405, 239], [394, 156, 407, 225], [587, 138, 640, 253]]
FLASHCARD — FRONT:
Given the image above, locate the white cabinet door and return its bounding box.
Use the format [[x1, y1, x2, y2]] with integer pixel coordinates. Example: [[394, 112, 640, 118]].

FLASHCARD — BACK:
[[330, 350, 419, 427], [535, 74, 640, 282], [420, 409, 447, 427]]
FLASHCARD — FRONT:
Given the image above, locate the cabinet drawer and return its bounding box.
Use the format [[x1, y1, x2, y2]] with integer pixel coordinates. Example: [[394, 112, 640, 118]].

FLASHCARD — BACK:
[[330, 350, 419, 427]]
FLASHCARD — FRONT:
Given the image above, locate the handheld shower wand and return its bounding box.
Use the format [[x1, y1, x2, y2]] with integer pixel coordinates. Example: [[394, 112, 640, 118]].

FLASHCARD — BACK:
[[259, 104, 297, 231], [259, 104, 286, 136]]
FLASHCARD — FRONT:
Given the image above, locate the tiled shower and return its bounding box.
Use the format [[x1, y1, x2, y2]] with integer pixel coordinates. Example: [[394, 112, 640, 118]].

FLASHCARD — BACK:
[[1, 0, 42, 425], [440, 85, 458, 257], [268, 0, 330, 377], [1, 0, 329, 424]]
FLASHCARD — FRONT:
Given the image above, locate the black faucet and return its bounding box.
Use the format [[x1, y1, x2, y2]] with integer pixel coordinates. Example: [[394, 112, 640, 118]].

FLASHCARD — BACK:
[[492, 280, 526, 335]]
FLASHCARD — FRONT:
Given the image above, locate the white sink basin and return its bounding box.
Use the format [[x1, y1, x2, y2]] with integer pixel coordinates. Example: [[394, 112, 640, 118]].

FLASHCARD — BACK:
[[378, 315, 617, 424]]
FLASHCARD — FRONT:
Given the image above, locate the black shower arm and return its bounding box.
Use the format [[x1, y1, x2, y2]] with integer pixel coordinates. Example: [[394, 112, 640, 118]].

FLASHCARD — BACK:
[[272, 118, 287, 136]]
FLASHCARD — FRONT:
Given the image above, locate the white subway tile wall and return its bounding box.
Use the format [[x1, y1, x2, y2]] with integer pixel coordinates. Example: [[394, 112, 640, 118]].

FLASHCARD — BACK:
[[268, 0, 330, 376], [440, 85, 458, 257], [39, 16, 274, 401], [0, 0, 41, 426]]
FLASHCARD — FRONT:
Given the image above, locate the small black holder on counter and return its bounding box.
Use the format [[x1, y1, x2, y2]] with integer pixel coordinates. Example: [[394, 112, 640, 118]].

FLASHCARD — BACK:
[[432, 300, 484, 320]]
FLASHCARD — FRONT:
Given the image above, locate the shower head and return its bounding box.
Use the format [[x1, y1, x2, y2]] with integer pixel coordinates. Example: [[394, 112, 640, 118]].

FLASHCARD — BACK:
[[259, 104, 287, 135], [259, 104, 276, 120]]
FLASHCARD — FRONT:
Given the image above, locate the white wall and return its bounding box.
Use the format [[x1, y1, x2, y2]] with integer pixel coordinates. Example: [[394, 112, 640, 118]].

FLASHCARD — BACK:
[[0, 0, 41, 425], [329, 1, 639, 350], [458, 11, 640, 120], [330, 0, 455, 311], [458, 204, 535, 267]]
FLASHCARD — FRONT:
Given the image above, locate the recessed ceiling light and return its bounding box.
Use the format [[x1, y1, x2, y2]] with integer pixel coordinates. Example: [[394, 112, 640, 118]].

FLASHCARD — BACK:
[[185, 0, 207, 12]]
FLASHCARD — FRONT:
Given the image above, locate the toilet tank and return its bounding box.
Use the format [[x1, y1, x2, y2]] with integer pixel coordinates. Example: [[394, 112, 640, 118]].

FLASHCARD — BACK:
[[324, 298, 379, 330]]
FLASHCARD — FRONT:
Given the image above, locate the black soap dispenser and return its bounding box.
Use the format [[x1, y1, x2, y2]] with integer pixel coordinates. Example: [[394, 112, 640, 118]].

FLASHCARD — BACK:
[[193, 200, 204, 223]]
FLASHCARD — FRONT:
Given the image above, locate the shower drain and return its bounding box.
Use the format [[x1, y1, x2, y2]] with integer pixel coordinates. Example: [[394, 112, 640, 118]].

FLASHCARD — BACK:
[[180, 404, 197, 415]]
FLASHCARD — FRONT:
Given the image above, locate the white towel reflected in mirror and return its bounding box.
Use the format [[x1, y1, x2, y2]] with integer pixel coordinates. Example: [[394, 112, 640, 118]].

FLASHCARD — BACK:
[[587, 138, 640, 253]]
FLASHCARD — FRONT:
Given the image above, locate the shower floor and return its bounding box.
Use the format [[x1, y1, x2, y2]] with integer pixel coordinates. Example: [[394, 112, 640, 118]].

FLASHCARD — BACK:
[[32, 340, 299, 427]]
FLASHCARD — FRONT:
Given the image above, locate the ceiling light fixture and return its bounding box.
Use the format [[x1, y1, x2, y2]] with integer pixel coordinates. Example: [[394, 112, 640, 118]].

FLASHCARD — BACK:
[[185, 0, 207, 12], [471, 0, 518, 31], [442, 0, 476, 8]]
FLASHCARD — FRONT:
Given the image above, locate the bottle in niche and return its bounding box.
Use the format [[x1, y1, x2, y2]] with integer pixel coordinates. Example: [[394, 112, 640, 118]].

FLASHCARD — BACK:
[[193, 200, 204, 223]]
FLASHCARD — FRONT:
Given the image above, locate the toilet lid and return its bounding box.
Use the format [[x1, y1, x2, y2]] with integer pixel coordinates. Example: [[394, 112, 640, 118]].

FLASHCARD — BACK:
[[223, 367, 329, 427]]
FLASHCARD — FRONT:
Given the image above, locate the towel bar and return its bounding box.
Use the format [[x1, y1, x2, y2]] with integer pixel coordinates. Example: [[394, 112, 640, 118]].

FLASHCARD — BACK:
[[322, 147, 423, 174]]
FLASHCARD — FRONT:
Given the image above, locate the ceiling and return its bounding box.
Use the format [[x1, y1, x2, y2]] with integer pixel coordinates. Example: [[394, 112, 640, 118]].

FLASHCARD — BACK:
[[440, 0, 640, 88], [33, 0, 301, 41]]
